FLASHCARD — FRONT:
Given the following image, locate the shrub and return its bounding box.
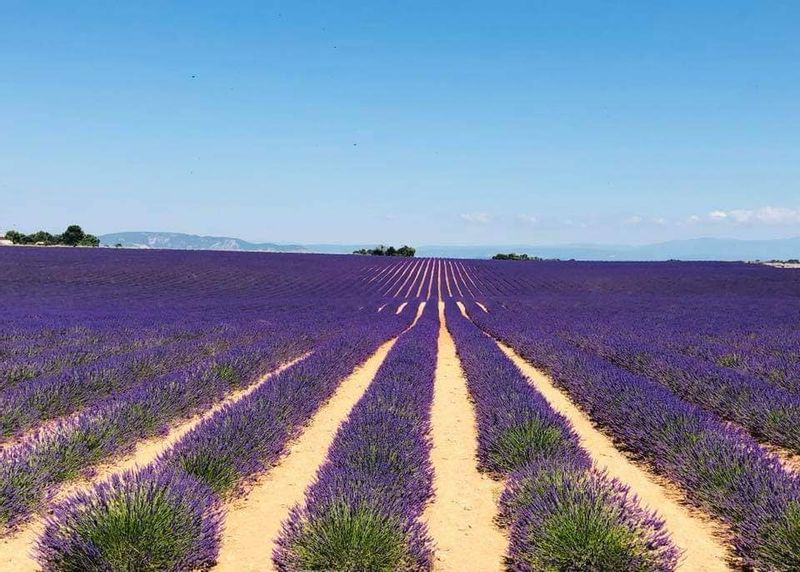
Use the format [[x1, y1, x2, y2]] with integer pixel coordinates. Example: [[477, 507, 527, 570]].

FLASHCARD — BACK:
[[36, 466, 221, 572], [503, 462, 679, 572], [277, 500, 413, 571]]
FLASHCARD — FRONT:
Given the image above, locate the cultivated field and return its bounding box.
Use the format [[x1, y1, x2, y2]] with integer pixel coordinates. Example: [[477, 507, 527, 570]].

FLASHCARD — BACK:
[[1, 248, 799, 570]]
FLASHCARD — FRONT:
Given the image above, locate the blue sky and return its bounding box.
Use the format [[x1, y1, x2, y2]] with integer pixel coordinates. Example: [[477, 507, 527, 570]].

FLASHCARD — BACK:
[[1, 1, 798, 245]]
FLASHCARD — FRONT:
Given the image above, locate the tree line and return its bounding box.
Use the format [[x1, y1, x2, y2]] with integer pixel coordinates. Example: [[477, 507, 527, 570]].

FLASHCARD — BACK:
[[492, 252, 545, 261], [353, 245, 415, 257], [3, 225, 100, 247]]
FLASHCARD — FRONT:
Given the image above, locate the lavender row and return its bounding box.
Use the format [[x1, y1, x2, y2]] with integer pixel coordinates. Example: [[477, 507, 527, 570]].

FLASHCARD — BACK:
[[565, 326, 800, 454], [0, 329, 238, 439], [274, 302, 439, 570], [0, 321, 220, 390], [471, 302, 800, 569], [34, 307, 412, 570], [158, 307, 411, 495], [444, 303, 677, 570], [0, 311, 334, 533], [482, 295, 800, 452], [676, 337, 800, 394]]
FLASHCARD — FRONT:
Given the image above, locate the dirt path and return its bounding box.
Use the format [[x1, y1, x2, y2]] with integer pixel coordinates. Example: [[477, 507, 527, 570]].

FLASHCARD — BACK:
[[0, 355, 309, 572], [457, 261, 483, 295], [426, 258, 436, 299], [214, 338, 398, 571], [494, 341, 732, 571], [442, 260, 453, 298], [402, 258, 426, 298], [422, 301, 507, 571], [416, 258, 432, 298], [392, 259, 418, 298], [449, 261, 465, 297], [436, 260, 443, 300], [383, 260, 414, 296], [373, 261, 405, 290], [405, 301, 427, 331], [452, 261, 474, 298]]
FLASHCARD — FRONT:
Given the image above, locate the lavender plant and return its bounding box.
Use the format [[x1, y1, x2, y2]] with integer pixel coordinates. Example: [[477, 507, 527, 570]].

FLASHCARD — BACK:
[[35, 466, 221, 572], [445, 302, 678, 570], [274, 303, 438, 570], [471, 302, 800, 568]]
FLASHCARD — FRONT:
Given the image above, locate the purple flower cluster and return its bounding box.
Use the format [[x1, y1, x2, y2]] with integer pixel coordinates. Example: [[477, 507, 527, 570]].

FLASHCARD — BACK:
[[274, 303, 438, 571], [0, 322, 182, 390], [0, 309, 356, 533], [158, 308, 412, 495], [32, 308, 411, 570], [0, 329, 239, 439], [36, 466, 222, 571], [569, 328, 800, 454], [470, 301, 800, 569], [444, 303, 678, 570]]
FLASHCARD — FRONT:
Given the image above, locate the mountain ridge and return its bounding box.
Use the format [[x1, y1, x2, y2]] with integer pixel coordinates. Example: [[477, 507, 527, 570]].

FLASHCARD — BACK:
[[99, 231, 800, 261]]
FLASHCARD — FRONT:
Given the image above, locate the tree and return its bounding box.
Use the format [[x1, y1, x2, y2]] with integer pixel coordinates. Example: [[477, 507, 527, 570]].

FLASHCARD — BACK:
[[79, 234, 100, 247], [29, 230, 55, 245], [352, 244, 415, 257], [61, 225, 86, 246], [4, 230, 25, 244], [492, 252, 544, 261]]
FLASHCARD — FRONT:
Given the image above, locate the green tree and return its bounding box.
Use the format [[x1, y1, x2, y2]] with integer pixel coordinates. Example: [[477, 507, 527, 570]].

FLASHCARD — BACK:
[[79, 234, 100, 247], [4, 230, 25, 244], [29, 230, 55, 244], [61, 225, 86, 246]]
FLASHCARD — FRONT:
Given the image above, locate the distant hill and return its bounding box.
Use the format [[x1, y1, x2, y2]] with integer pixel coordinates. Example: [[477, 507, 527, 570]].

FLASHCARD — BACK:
[[417, 237, 800, 261], [100, 232, 306, 253], [99, 232, 800, 261]]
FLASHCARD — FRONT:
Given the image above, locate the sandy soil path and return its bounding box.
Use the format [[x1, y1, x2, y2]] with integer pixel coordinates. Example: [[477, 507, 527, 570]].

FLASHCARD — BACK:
[[457, 261, 483, 295], [383, 261, 414, 296], [452, 261, 475, 298], [422, 302, 507, 571], [214, 338, 398, 572], [371, 261, 404, 294], [0, 355, 308, 572], [391, 259, 417, 298], [416, 258, 432, 298], [402, 258, 426, 298], [437, 260, 443, 300], [494, 340, 733, 571], [442, 260, 453, 298], [426, 258, 436, 299], [448, 261, 465, 298]]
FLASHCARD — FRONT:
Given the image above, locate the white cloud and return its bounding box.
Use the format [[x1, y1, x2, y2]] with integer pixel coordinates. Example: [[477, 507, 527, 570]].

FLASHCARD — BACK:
[[516, 214, 538, 225], [625, 215, 643, 225], [460, 212, 491, 224], [707, 206, 800, 225]]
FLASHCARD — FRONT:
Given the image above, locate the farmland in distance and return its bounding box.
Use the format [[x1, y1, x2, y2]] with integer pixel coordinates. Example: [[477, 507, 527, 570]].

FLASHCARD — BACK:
[[1, 247, 800, 570]]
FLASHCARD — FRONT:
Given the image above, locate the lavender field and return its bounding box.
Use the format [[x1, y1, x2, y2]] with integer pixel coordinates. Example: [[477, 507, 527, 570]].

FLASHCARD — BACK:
[[1, 247, 799, 570]]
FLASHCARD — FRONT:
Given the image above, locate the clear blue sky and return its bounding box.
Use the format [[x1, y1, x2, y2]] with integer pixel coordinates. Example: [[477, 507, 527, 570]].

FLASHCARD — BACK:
[[1, 1, 798, 245]]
